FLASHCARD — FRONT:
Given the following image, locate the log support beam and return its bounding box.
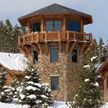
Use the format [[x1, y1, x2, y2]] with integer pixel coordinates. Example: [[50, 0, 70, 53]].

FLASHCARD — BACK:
[[45, 32, 49, 55], [38, 43, 42, 54], [32, 44, 39, 53], [58, 31, 62, 53], [65, 31, 70, 54], [79, 43, 86, 55], [18, 46, 28, 57], [69, 42, 76, 55]]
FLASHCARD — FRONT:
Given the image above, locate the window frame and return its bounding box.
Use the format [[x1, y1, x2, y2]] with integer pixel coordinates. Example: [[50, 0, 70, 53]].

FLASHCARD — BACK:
[[45, 20, 62, 31], [51, 76, 59, 90], [50, 47, 59, 62]]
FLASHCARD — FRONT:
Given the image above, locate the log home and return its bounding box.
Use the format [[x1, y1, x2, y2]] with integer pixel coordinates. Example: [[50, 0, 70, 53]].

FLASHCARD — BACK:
[[18, 3, 93, 101]]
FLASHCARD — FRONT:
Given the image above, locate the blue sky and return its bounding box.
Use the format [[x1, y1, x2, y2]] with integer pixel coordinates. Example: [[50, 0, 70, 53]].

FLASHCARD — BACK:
[[0, 0, 108, 43]]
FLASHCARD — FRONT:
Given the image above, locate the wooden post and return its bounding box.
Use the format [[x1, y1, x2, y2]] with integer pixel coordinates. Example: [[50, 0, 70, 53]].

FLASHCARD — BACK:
[[89, 33, 92, 43], [63, 16, 66, 31], [58, 31, 62, 53], [69, 42, 76, 55], [18, 47, 28, 57], [45, 32, 48, 54], [65, 31, 70, 54], [80, 17, 83, 32], [41, 17, 44, 31], [27, 21, 31, 34]]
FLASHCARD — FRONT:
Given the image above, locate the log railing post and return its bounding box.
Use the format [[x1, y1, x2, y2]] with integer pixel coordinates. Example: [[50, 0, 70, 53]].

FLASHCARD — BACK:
[[89, 33, 92, 43], [45, 32, 48, 54], [23, 35, 26, 44], [58, 31, 62, 53]]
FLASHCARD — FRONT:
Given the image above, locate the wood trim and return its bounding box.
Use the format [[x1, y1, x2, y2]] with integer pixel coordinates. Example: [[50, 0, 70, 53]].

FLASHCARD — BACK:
[[58, 31, 62, 53], [69, 42, 76, 55], [41, 17, 44, 31], [80, 17, 83, 32], [27, 21, 31, 34], [45, 32, 48, 54], [62, 16, 66, 31], [65, 31, 70, 54]]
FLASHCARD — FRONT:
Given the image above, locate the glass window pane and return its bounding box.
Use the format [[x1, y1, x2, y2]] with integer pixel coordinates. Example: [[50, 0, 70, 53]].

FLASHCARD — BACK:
[[50, 48, 58, 62], [30, 22, 40, 32], [71, 49, 77, 62], [73, 22, 79, 32], [46, 21, 53, 31], [67, 21, 73, 31], [51, 76, 59, 90], [33, 51, 38, 64], [54, 21, 62, 31]]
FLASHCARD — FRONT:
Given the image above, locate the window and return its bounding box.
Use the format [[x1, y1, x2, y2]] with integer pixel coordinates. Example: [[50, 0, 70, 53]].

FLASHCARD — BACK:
[[46, 20, 62, 31], [30, 22, 41, 32], [50, 48, 58, 62], [71, 49, 77, 62], [67, 21, 79, 32], [106, 76, 108, 89], [33, 51, 38, 64], [51, 76, 59, 90]]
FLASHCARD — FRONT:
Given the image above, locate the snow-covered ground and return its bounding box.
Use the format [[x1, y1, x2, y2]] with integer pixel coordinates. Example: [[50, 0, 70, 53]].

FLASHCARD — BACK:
[[0, 101, 108, 108]]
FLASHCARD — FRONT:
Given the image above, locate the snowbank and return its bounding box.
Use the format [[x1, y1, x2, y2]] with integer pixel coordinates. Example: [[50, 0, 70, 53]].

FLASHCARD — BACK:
[[0, 101, 107, 108], [0, 52, 28, 71]]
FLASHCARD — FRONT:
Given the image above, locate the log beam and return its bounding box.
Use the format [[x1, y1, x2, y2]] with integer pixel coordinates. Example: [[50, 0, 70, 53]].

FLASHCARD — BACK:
[[45, 32, 49, 54], [65, 31, 70, 54], [27, 21, 31, 34], [69, 42, 76, 55], [18, 46, 28, 57], [32, 44, 39, 53], [38, 43, 42, 54], [63, 16, 66, 31], [41, 17, 44, 31], [79, 43, 86, 55], [58, 31, 62, 53]]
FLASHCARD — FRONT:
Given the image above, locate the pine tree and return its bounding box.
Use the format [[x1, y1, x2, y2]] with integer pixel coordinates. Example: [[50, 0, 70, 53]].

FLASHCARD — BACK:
[[98, 37, 104, 63], [18, 64, 53, 108], [70, 51, 103, 108], [0, 68, 12, 103], [11, 76, 19, 99]]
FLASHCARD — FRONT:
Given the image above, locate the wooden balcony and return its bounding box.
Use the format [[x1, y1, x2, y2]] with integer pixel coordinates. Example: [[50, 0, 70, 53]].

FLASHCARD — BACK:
[[18, 31, 92, 46]]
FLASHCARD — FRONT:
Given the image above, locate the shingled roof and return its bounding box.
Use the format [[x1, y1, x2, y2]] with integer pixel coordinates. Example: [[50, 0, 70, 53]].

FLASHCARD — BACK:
[[19, 3, 91, 20]]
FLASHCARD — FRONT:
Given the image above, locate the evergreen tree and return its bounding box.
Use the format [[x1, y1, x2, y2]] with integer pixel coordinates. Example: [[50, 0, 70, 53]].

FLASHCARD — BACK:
[[18, 64, 53, 108], [0, 68, 12, 103], [70, 51, 103, 108], [98, 37, 104, 63], [11, 76, 19, 99]]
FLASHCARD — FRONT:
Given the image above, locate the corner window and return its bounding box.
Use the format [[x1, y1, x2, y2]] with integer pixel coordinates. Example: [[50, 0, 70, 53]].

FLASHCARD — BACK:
[[33, 51, 38, 64], [67, 21, 79, 32], [50, 48, 58, 62], [30, 22, 41, 32], [51, 76, 59, 90], [46, 20, 62, 31], [71, 49, 77, 62]]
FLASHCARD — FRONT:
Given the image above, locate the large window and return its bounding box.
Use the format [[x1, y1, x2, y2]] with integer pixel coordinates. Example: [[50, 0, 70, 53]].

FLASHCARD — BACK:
[[46, 20, 62, 31], [67, 21, 79, 32], [71, 49, 77, 62], [51, 76, 59, 90], [50, 48, 58, 62], [33, 51, 38, 64], [30, 22, 41, 32]]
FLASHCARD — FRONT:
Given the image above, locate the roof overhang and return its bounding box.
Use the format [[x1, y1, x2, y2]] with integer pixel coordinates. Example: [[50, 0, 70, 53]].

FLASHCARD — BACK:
[[18, 13, 92, 26]]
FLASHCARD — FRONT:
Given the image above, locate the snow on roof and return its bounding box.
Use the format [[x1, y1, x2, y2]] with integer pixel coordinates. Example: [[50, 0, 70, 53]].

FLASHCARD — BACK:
[[0, 52, 28, 71]]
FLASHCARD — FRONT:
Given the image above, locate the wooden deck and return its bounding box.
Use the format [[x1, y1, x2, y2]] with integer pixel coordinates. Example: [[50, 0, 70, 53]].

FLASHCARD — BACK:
[[18, 31, 92, 46]]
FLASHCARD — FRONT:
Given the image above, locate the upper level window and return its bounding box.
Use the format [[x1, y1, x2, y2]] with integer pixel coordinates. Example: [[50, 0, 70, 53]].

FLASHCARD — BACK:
[[33, 51, 38, 64], [71, 49, 77, 62], [30, 22, 40, 32], [46, 20, 62, 31], [67, 21, 79, 32], [51, 76, 59, 90], [50, 48, 58, 62]]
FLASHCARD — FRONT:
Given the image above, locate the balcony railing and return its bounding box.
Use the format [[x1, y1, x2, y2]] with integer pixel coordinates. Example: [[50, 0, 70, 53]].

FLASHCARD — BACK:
[[18, 31, 92, 46]]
